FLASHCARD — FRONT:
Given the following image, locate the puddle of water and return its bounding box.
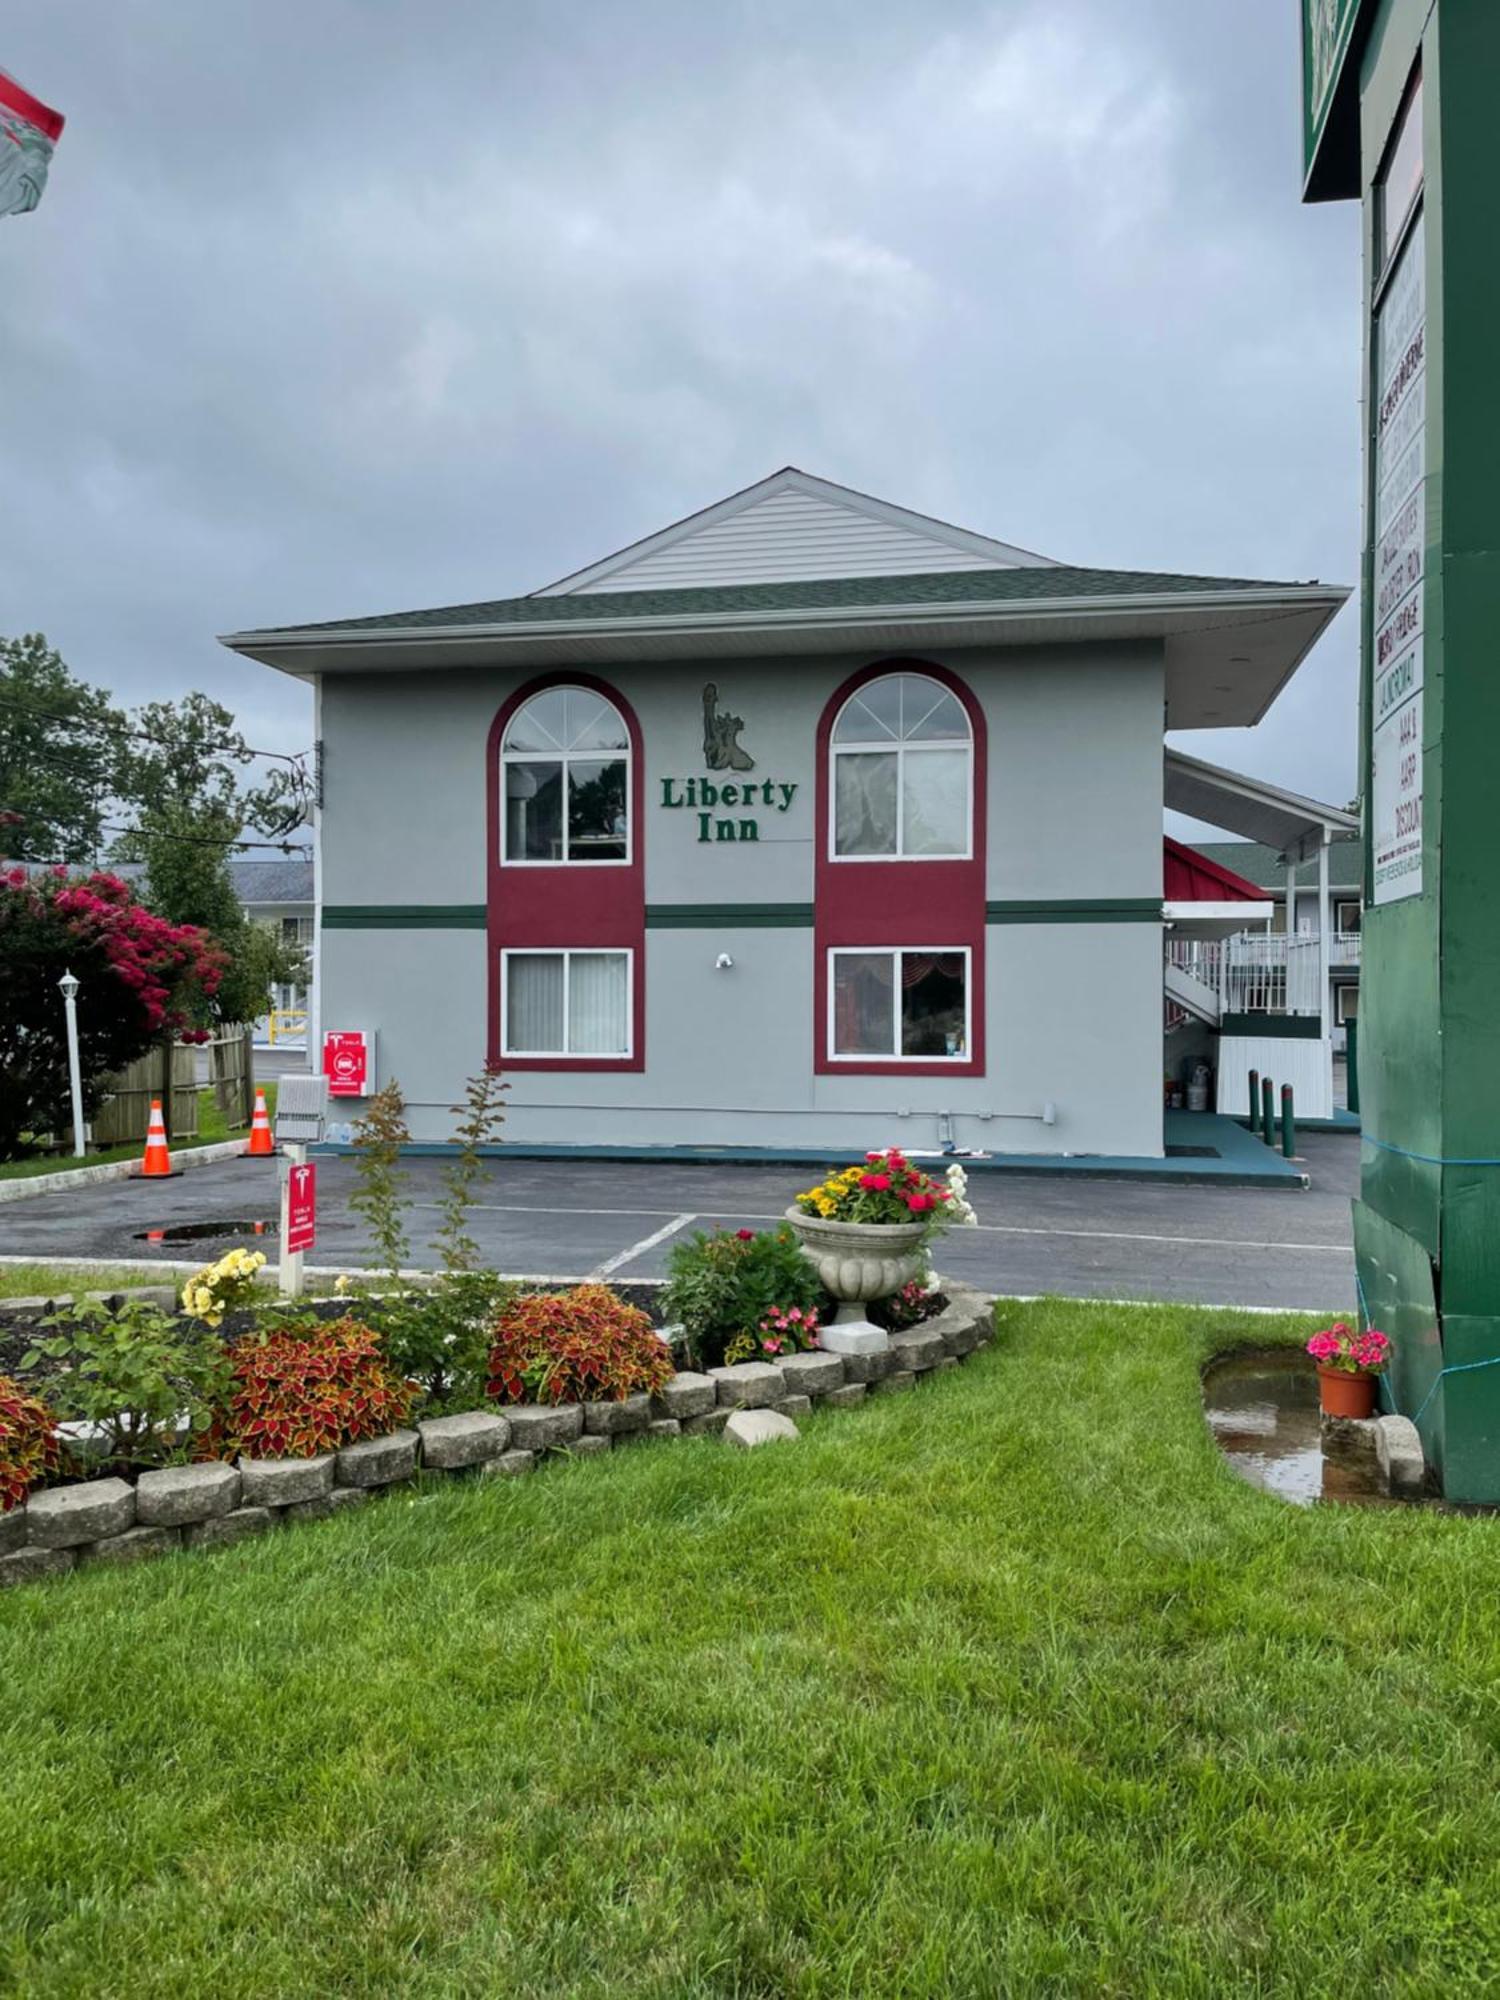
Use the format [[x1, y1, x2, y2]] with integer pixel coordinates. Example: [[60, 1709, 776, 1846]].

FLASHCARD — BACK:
[[1203, 1350, 1393, 1507], [132, 1218, 277, 1244]]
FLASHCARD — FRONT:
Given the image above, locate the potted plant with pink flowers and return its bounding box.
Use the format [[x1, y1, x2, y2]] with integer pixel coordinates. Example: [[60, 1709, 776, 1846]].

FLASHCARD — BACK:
[[1306, 1322, 1392, 1419]]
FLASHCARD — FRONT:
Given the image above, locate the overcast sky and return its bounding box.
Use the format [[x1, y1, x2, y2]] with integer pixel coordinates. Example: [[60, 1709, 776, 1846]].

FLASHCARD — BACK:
[[3, 1, 1361, 831]]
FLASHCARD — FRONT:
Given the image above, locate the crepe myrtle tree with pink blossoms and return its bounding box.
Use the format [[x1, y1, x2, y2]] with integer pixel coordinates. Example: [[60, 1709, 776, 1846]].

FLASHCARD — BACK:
[[0, 862, 225, 1159]]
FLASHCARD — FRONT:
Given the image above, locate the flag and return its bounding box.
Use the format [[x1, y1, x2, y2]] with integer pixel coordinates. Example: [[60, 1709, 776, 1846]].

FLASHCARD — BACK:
[[0, 68, 64, 217]]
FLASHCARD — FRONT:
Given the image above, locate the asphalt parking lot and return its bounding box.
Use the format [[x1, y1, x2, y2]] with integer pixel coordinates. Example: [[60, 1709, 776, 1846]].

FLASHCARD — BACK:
[[0, 1134, 1360, 1311]]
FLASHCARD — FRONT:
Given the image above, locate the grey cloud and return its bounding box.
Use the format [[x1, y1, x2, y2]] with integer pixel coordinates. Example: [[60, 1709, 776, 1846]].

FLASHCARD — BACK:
[[2, 0, 1360, 817]]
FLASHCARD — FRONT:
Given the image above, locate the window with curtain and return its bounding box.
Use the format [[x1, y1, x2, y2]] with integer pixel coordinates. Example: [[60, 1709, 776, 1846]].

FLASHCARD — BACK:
[[502, 687, 630, 863], [503, 950, 631, 1057], [831, 672, 971, 859], [829, 948, 969, 1060]]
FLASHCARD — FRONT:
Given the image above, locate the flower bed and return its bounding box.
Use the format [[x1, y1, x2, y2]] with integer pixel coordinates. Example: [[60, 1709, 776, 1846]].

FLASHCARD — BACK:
[[0, 1283, 997, 1588]]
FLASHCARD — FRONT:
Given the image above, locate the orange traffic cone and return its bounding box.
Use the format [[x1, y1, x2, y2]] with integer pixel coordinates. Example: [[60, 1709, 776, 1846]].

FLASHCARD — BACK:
[[245, 1089, 276, 1158], [139, 1099, 174, 1177]]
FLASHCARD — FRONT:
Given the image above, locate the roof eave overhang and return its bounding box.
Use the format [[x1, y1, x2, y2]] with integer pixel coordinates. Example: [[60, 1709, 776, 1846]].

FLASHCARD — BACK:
[[222, 584, 1351, 727]]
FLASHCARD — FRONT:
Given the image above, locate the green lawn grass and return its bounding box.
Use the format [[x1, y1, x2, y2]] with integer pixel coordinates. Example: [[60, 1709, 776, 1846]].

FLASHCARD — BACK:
[[0, 1085, 276, 1182], [3, 1298, 1498, 1996], [0, 1263, 180, 1300]]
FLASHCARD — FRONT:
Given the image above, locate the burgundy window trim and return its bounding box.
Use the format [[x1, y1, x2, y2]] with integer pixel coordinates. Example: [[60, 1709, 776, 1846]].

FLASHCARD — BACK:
[[486, 672, 646, 1072], [814, 660, 986, 1078]]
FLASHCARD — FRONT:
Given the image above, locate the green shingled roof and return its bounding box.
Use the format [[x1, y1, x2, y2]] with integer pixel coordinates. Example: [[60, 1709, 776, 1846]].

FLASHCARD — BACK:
[[248, 564, 1319, 639], [1186, 841, 1363, 892]]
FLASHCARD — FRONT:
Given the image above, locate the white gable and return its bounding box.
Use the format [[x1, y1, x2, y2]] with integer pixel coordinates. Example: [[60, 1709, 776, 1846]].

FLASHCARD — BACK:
[[533, 467, 1059, 596]]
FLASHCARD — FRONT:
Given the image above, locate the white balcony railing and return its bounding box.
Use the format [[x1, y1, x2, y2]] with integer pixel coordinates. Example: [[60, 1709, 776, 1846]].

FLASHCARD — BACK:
[[1165, 931, 1359, 1018]]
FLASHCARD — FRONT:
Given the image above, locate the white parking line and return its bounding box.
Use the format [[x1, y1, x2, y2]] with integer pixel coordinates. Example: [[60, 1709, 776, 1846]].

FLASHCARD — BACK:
[[412, 1201, 1350, 1258], [588, 1213, 698, 1279]]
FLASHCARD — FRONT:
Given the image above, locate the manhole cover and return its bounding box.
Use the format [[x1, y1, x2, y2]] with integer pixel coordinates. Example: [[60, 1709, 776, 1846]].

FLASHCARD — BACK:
[[133, 1218, 277, 1244]]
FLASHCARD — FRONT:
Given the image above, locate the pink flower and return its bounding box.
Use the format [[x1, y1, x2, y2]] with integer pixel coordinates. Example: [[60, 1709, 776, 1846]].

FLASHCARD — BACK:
[[906, 1192, 934, 1213], [735, 1229, 754, 1241], [860, 1172, 891, 1192]]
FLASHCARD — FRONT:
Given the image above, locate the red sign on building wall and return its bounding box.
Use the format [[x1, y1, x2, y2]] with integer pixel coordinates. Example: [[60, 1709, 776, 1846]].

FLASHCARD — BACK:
[[285, 1162, 316, 1255], [323, 1030, 369, 1097]]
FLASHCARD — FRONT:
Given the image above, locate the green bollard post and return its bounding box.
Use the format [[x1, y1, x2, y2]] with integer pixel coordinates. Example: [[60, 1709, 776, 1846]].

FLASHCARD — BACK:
[[1248, 1067, 1259, 1129], [1261, 1075, 1275, 1149], [1281, 1083, 1295, 1160]]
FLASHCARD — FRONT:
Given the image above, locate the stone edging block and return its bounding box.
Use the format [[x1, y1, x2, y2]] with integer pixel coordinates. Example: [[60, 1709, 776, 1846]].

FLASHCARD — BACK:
[[241, 1455, 335, 1507], [709, 1362, 786, 1409], [3, 1296, 1002, 1585], [135, 1463, 242, 1528], [336, 1430, 419, 1489]]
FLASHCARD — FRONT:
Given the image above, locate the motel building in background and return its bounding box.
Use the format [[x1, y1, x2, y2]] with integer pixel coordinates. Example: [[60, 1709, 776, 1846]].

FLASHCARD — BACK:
[[223, 469, 1353, 1162]]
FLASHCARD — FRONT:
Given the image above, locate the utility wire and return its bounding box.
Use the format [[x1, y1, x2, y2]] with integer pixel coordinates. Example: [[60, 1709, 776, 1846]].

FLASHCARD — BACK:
[[1, 806, 310, 856], [0, 689, 313, 768]]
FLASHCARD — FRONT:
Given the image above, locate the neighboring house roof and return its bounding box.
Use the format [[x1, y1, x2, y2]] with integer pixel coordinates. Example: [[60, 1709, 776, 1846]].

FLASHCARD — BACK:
[[1163, 838, 1266, 902], [227, 856, 314, 904], [6, 856, 313, 907], [1184, 840, 1363, 893]]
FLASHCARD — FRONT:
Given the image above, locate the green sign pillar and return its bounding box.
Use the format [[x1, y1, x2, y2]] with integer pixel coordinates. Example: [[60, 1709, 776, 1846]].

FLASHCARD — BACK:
[[1303, 0, 1500, 1502]]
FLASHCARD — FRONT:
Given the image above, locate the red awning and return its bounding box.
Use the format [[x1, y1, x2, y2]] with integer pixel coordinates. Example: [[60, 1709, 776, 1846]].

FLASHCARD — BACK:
[[1163, 837, 1264, 903]]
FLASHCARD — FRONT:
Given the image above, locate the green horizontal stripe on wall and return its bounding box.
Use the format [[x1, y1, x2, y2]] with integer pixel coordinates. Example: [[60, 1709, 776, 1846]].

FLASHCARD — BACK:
[[1220, 1012, 1323, 1040], [985, 899, 1162, 924], [645, 903, 814, 929], [322, 905, 486, 929], [321, 898, 1164, 931]]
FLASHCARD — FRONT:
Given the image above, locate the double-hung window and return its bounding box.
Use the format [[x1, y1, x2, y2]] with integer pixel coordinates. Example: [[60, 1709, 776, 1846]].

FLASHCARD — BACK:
[[831, 671, 971, 858], [828, 947, 970, 1062], [502, 686, 630, 864], [502, 949, 632, 1059]]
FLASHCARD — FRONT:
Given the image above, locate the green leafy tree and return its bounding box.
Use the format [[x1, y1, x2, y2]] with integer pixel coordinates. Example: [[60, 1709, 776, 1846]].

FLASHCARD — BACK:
[[113, 694, 309, 1024], [0, 634, 127, 863], [0, 868, 224, 1159]]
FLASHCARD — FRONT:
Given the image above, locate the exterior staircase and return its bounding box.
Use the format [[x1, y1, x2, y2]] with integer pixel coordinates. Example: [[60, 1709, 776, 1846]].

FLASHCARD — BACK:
[[1164, 958, 1222, 1027]]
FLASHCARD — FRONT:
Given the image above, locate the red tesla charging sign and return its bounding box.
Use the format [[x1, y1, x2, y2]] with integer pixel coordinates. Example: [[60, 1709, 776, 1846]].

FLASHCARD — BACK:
[[285, 1162, 316, 1255], [323, 1030, 369, 1097]]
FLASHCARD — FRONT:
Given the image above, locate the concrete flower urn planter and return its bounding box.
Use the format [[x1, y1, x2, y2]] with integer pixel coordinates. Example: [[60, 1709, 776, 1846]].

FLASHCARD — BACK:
[[784, 1208, 928, 1355]]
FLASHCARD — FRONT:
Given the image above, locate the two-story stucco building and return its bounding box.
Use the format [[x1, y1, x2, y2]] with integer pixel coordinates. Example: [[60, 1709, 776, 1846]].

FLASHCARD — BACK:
[[223, 468, 1348, 1160]]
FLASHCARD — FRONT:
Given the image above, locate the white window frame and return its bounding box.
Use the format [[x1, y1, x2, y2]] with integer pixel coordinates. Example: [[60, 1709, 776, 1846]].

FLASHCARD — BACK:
[[826, 945, 972, 1064], [500, 688, 633, 868], [828, 673, 974, 863], [1335, 983, 1360, 1026], [500, 947, 634, 1059]]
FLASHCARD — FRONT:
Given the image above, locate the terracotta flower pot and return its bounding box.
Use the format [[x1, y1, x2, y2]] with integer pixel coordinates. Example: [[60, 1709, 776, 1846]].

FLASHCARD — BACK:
[[1317, 1364, 1378, 1420]]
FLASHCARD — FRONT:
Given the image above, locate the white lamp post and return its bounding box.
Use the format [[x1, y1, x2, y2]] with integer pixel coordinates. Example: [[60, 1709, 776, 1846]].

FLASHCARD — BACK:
[[58, 969, 86, 1158]]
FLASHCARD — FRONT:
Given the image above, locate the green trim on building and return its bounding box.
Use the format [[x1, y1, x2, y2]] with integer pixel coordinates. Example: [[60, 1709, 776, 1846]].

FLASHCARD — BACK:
[[1220, 1013, 1323, 1040], [985, 899, 1161, 924], [645, 903, 814, 929], [322, 905, 486, 929], [323, 898, 1166, 931]]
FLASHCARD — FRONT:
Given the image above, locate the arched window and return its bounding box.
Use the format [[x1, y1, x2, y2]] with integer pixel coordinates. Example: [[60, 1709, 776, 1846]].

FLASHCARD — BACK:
[[501, 685, 631, 864], [830, 671, 972, 859]]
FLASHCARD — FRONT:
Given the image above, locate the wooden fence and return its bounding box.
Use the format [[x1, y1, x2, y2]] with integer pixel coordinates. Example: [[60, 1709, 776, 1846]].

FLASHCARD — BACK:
[[91, 1026, 255, 1148]]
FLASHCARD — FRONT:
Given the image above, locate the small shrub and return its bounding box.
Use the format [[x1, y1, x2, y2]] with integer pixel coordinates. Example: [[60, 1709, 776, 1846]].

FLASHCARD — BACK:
[[725, 1304, 821, 1366], [870, 1277, 949, 1332], [487, 1285, 673, 1406], [181, 1246, 268, 1328], [434, 1067, 510, 1275], [350, 1080, 412, 1282], [216, 1316, 418, 1460], [377, 1270, 515, 1412], [0, 1374, 60, 1511], [661, 1226, 827, 1370], [26, 1297, 229, 1469]]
